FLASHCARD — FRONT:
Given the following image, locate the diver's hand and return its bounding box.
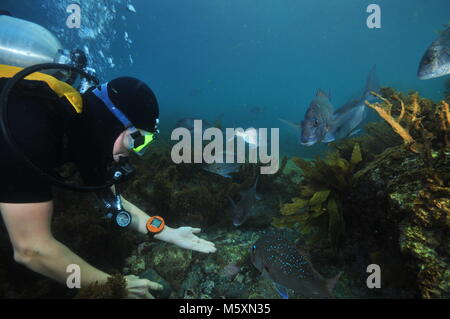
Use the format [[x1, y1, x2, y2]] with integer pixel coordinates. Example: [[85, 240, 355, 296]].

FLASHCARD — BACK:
[[154, 226, 217, 253], [124, 275, 163, 299]]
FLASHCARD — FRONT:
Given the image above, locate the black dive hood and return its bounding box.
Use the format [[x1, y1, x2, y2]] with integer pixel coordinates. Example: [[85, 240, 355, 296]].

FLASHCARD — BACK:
[[0, 63, 135, 192]]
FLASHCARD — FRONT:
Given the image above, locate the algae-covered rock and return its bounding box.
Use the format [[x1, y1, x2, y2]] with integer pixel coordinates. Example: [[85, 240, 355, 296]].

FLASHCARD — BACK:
[[214, 232, 252, 267], [125, 255, 146, 275], [351, 144, 449, 298], [75, 274, 127, 299], [146, 243, 193, 291], [139, 268, 172, 299], [271, 89, 449, 299], [179, 264, 203, 298]]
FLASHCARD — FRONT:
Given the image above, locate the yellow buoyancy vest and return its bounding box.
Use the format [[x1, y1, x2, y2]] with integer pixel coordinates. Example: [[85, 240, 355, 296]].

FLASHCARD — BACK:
[[0, 64, 83, 113]]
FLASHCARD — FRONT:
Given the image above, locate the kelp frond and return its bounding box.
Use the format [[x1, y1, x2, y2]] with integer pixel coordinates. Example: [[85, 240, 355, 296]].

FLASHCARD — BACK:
[[273, 143, 363, 251]]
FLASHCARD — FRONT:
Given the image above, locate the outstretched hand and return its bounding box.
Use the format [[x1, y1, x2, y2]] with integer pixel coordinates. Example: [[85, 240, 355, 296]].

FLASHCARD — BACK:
[[154, 226, 217, 253], [124, 275, 163, 299]]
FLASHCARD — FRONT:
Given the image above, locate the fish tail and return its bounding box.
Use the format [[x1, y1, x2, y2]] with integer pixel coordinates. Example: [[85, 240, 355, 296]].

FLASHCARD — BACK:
[[325, 271, 343, 298], [227, 195, 237, 208], [364, 65, 380, 100], [254, 174, 259, 187]]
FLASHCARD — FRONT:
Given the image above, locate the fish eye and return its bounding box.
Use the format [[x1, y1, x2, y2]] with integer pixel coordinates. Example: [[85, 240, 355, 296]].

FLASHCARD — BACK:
[[313, 119, 319, 127], [251, 245, 256, 252]]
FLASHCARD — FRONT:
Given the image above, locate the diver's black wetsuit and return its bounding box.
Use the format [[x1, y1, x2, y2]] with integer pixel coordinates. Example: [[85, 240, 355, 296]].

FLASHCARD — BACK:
[[0, 83, 120, 203]]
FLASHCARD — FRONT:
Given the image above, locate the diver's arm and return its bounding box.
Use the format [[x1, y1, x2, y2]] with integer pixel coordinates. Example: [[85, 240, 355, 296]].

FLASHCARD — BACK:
[[119, 195, 173, 239], [120, 196, 152, 234], [119, 195, 216, 253], [0, 201, 161, 298], [108, 185, 150, 234], [0, 201, 109, 286]]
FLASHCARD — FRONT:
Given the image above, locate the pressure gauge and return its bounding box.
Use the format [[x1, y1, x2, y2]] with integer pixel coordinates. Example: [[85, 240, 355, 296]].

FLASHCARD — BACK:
[[115, 210, 132, 228]]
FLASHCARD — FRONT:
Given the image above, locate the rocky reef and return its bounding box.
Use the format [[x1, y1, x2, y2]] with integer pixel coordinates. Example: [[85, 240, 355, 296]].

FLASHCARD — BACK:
[[273, 88, 449, 298]]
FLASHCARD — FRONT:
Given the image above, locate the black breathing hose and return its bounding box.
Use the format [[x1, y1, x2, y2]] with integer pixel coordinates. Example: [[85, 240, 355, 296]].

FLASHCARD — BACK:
[[0, 63, 127, 192]]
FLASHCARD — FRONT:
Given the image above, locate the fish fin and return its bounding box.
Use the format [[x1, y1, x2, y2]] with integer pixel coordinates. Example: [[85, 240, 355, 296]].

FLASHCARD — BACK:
[[261, 267, 288, 299], [348, 129, 361, 137], [261, 266, 272, 280], [363, 64, 380, 101], [227, 195, 237, 208], [326, 271, 343, 297], [322, 132, 335, 143], [255, 193, 262, 201], [274, 283, 289, 299], [316, 89, 328, 98], [254, 175, 259, 188], [334, 99, 361, 116], [222, 174, 232, 178], [278, 118, 300, 130]]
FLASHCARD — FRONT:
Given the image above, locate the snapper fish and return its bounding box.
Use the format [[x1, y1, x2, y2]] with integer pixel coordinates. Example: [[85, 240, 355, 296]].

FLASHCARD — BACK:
[[327, 65, 380, 141], [228, 175, 260, 226], [417, 26, 450, 80], [227, 127, 259, 149], [250, 233, 342, 299], [279, 89, 334, 146]]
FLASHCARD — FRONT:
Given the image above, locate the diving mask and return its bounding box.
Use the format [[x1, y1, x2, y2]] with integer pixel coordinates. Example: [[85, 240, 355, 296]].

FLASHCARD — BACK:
[[128, 128, 157, 156], [92, 84, 159, 156]]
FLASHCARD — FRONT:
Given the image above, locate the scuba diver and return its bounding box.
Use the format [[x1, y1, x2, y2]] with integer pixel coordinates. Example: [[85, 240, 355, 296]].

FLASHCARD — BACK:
[[0, 13, 216, 298]]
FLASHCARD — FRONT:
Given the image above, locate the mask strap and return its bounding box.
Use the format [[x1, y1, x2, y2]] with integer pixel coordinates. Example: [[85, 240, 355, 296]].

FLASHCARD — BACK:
[[92, 83, 134, 129]]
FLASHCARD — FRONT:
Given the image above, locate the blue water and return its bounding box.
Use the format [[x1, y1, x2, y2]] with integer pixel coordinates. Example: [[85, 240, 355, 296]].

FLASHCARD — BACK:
[[2, 0, 449, 158]]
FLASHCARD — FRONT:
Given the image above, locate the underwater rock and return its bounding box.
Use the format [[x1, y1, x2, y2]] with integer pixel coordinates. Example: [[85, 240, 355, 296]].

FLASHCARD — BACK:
[[352, 145, 449, 298], [139, 269, 172, 299], [179, 265, 203, 299], [200, 280, 215, 295], [146, 243, 193, 291], [75, 274, 127, 299], [222, 263, 241, 280], [214, 236, 251, 267], [125, 255, 146, 275], [215, 281, 249, 299]]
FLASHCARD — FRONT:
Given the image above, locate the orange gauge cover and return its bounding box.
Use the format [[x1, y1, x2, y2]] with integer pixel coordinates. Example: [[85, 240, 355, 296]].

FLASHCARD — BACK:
[[146, 216, 165, 234]]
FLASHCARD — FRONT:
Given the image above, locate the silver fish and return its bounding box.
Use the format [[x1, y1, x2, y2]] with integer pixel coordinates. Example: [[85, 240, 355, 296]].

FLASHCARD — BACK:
[[127, 4, 137, 13], [418, 26, 450, 80], [300, 90, 334, 146], [250, 233, 342, 299], [327, 65, 380, 141], [202, 162, 241, 178], [229, 175, 260, 226], [279, 90, 334, 146]]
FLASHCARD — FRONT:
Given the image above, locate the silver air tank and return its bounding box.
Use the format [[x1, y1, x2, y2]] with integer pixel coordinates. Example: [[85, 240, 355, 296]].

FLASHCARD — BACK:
[[0, 14, 66, 68]]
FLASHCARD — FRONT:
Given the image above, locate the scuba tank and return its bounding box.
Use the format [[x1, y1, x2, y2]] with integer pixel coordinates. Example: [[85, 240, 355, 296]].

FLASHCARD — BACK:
[[0, 13, 94, 90], [0, 14, 67, 69]]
